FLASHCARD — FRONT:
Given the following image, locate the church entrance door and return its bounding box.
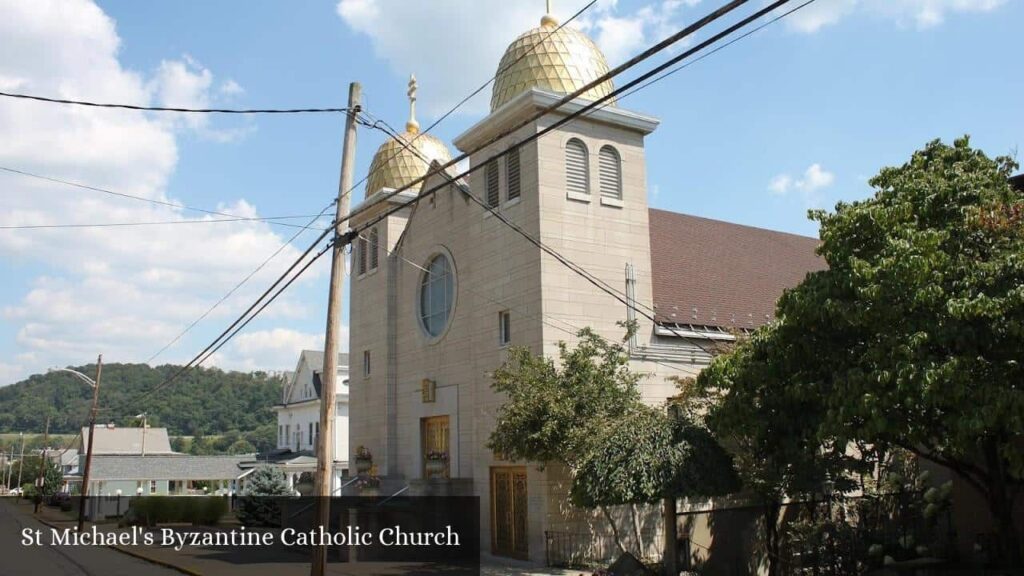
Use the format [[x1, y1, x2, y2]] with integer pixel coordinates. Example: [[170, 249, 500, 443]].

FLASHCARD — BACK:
[[490, 466, 528, 559], [420, 415, 450, 478]]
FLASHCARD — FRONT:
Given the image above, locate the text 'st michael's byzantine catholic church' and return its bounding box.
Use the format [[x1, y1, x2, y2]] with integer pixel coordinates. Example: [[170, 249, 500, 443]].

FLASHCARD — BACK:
[[348, 7, 823, 562]]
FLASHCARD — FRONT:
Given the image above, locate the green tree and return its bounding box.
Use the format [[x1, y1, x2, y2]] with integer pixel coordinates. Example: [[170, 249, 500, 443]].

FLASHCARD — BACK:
[[227, 439, 256, 454], [238, 464, 292, 526], [244, 424, 277, 453], [700, 137, 1024, 567], [693, 326, 858, 576], [488, 327, 736, 570]]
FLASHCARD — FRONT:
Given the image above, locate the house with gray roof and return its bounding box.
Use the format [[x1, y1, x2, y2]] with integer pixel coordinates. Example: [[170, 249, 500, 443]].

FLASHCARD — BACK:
[[80, 424, 173, 456], [85, 454, 253, 497]]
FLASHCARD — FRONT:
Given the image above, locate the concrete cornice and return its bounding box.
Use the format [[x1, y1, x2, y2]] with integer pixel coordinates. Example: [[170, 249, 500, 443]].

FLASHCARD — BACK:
[[454, 88, 660, 153]]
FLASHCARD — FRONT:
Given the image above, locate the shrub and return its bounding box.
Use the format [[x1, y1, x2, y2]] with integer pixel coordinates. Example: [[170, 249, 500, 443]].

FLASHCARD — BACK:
[[125, 496, 227, 526]]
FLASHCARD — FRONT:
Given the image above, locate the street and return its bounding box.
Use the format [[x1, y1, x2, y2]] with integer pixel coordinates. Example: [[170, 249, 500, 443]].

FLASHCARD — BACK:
[[0, 499, 182, 576]]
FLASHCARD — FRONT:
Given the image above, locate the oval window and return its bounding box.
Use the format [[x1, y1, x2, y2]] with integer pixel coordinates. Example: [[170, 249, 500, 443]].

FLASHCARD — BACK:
[[419, 253, 454, 338]]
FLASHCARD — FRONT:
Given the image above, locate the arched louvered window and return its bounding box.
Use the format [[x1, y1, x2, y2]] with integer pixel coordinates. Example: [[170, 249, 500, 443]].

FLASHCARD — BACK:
[[357, 235, 367, 276], [368, 228, 379, 270], [485, 158, 500, 207], [565, 138, 589, 197], [598, 145, 622, 201], [506, 148, 521, 201]]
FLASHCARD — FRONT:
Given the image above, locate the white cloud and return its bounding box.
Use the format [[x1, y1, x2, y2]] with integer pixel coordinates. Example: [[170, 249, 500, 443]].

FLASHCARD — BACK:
[[219, 79, 245, 98], [768, 174, 793, 195], [0, 0, 317, 383], [147, 55, 254, 142], [783, 0, 1006, 33], [209, 328, 334, 373], [768, 163, 835, 207], [336, 0, 700, 116]]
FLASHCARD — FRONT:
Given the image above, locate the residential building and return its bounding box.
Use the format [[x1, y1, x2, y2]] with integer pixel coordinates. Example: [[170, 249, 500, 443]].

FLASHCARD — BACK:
[[346, 6, 825, 564], [270, 350, 350, 492]]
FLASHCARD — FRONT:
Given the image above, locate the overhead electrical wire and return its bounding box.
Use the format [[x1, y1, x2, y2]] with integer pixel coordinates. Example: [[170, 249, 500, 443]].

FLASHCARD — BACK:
[[0, 91, 350, 114], [123, 0, 798, 409], [119, 2, 602, 393], [0, 216, 330, 230], [0, 166, 326, 231], [144, 200, 339, 364], [357, 0, 811, 355]]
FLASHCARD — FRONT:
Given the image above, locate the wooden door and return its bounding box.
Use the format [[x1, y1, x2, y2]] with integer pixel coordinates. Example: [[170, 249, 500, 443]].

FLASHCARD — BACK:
[[421, 415, 450, 478], [490, 467, 528, 559]]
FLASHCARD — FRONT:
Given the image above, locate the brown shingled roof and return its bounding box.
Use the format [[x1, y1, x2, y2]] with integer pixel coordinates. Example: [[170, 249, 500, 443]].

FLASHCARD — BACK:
[[648, 208, 826, 328]]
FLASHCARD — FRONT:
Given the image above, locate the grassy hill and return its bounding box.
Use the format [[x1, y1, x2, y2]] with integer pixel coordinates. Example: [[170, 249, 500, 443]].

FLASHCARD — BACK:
[[0, 363, 284, 452]]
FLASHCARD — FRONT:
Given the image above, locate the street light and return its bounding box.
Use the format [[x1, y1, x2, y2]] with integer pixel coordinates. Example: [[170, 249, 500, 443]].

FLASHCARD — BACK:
[[49, 355, 102, 532]]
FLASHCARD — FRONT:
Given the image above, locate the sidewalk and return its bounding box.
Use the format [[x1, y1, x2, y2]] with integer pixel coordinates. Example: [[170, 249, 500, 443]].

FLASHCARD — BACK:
[[28, 505, 583, 576]]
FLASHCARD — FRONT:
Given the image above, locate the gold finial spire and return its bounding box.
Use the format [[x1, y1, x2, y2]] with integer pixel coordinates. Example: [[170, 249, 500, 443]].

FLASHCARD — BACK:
[[541, 0, 558, 27], [406, 74, 419, 134]]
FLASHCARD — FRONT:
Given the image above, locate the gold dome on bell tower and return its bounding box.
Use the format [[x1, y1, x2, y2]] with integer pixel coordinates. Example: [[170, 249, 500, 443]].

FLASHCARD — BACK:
[[490, 1, 616, 112], [365, 75, 453, 197]]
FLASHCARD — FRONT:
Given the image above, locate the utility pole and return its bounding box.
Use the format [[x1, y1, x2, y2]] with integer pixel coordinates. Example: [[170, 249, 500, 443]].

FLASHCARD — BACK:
[[311, 81, 359, 576], [33, 417, 49, 513], [16, 431, 25, 492], [77, 355, 102, 531], [136, 413, 148, 456]]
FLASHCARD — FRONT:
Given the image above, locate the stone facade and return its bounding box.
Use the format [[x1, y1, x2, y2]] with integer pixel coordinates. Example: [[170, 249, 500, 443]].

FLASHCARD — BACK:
[[349, 89, 713, 563]]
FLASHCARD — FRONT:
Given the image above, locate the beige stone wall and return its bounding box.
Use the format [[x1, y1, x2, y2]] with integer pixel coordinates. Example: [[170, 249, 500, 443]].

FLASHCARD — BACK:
[[349, 100, 704, 564]]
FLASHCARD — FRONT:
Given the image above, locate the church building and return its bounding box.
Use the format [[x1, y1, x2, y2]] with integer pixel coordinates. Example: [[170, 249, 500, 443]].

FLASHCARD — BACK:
[[347, 7, 823, 563]]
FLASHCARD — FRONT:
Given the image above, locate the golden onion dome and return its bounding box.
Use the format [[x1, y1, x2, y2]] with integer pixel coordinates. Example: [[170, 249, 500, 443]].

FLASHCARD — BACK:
[[365, 75, 453, 196], [490, 11, 615, 112]]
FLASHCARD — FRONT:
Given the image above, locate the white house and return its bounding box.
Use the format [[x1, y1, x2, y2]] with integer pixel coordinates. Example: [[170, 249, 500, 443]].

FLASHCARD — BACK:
[[270, 350, 350, 492]]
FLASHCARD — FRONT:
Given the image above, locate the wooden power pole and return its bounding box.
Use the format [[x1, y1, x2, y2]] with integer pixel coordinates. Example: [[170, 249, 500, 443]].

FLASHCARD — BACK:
[[311, 81, 360, 576], [76, 354, 102, 531]]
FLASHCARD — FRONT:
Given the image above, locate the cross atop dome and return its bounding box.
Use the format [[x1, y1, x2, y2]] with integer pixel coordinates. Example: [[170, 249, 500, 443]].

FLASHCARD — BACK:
[[542, 0, 558, 27], [406, 74, 419, 134]]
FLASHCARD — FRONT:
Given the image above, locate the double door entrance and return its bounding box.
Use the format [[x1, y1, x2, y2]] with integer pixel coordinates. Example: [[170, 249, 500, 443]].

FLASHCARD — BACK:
[[490, 466, 528, 559]]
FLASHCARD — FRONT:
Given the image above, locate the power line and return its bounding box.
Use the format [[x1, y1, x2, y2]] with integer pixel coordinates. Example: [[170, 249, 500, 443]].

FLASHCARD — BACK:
[[130, 238, 337, 404], [120, 4, 601, 393], [122, 0, 757, 410], [344, 0, 751, 227], [0, 166, 325, 231], [0, 91, 349, 114], [0, 216, 330, 230], [145, 200, 338, 364], [358, 0, 599, 162], [359, 0, 809, 356]]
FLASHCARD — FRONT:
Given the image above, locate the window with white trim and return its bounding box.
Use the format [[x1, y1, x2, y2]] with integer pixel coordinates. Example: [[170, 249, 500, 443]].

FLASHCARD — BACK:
[[368, 228, 379, 270], [485, 158, 500, 207], [506, 148, 520, 201], [598, 145, 622, 201], [498, 310, 511, 346], [565, 138, 589, 197]]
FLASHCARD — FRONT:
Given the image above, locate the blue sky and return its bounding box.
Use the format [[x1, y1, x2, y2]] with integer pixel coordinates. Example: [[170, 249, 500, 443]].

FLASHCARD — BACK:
[[0, 0, 1020, 383]]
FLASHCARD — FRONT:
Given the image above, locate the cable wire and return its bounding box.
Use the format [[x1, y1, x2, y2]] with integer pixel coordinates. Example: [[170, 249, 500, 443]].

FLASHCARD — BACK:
[[0, 91, 349, 114], [356, 0, 808, 355], [0, 166, 324, 231], [122, 0, 762, 409], [0, 216, 330, 230]]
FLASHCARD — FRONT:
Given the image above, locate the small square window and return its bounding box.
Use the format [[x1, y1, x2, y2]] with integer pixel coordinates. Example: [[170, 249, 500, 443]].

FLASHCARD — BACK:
[[363, 350, 371, 377], [498, 310, 511, 347]]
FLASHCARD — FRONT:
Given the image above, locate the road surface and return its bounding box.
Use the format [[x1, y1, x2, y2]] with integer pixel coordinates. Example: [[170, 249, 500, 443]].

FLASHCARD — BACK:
[[0, 499, 182, 576]]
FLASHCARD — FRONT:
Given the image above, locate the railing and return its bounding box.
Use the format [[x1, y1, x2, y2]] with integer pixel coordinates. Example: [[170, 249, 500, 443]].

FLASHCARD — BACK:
[[544, 530, 693, 569]]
